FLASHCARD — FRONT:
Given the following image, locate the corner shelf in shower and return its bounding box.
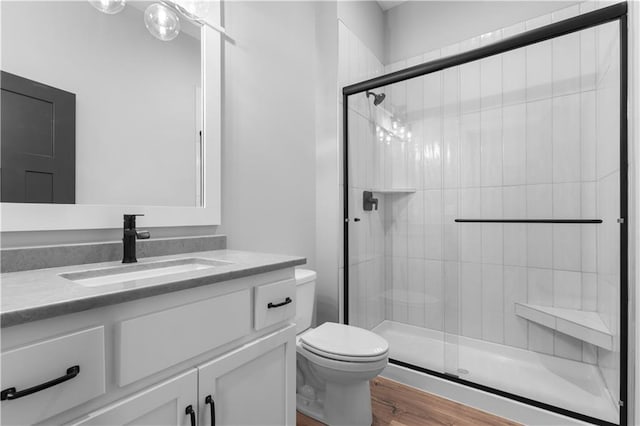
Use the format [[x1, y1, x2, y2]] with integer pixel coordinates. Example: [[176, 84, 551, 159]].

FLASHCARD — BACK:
[[515, 303, 613, 350], [369, 188, 416, 194]]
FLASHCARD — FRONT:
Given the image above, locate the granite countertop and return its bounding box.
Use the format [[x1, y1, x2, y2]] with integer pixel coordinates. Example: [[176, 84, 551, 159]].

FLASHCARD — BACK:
[[1, 249, 306, 328]]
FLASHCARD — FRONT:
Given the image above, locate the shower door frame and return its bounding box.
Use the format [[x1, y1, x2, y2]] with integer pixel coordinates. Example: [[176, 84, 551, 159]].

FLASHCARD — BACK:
[[341, 3, 629, 425]]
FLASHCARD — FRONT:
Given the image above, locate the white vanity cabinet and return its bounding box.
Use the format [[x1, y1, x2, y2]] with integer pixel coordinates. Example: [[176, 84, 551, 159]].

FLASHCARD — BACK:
[[70, 325, 295, 426], [0, 268, 298, 426], [69, 369, 198, 426]]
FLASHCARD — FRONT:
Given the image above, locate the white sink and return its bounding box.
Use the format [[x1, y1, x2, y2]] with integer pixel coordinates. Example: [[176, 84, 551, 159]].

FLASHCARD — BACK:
[[61, 258, 232, 287]]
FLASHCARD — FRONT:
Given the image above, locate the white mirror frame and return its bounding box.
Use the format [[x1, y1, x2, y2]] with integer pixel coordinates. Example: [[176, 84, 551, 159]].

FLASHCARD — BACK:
[[0, 3, 221, 232]]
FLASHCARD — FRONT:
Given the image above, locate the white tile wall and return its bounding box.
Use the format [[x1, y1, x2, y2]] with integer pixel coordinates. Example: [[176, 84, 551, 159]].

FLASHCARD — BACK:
[[461, 262, 483, 338], [502, 104, 527, 185], [481, 187, 503, 265], [480, 108, 503, 187], [503, 187, 527, 267], [482, 264, 504, 343], [526, 39, 553, 101], [552, 32, 581, 96], [460, 112, 481, 188], [552, 94, 581, 183], [343, 3, 621, 384], [504, 266, 529, 349], [460, 38, 481, 114], [443, 116, 460, 190], [425, 260, 444, 330], [526, 99, 553, 184]]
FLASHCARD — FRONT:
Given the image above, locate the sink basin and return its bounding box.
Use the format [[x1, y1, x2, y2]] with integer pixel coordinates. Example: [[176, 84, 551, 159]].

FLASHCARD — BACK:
[[60, 258, 232, 287]]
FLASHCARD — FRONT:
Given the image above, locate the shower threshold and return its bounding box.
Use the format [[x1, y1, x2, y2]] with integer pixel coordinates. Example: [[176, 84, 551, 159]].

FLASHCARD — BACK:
[[372, 320, 618, 424]]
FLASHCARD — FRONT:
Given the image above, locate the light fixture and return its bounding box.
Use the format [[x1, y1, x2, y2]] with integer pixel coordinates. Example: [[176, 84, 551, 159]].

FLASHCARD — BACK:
[[144, 3, 180, 41], [88, 0, 229, 42], [89, 0, 126, 15]]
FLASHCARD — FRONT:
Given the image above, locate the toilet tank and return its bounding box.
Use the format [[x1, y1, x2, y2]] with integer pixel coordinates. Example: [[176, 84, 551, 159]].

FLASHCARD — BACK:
[[294, 269, 317, 334]]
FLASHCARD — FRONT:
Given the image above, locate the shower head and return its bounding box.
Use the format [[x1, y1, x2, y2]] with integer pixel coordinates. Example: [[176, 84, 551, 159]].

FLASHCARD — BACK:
[[366, 90, 386, 106]]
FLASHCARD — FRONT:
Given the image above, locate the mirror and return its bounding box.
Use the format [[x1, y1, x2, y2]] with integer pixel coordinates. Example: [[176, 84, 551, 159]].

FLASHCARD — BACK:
[[1, 1, 203, 207]]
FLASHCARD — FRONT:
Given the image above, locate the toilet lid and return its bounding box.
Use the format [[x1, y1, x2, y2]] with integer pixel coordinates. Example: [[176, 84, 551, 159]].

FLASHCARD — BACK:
[[300, 323, 389, 359]]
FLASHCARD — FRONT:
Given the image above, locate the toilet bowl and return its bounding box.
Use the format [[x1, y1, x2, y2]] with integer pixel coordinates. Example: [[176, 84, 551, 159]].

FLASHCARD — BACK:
[[295, 269, 389, 426]]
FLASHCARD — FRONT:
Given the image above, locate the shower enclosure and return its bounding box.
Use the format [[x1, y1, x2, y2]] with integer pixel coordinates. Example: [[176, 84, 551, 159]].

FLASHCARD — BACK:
[[342, 3, 628, 425]]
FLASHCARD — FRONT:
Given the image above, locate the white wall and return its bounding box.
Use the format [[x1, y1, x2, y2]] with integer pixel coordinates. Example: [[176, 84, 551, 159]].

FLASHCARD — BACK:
[[314, 1, 341, 325], [385, 1, 580, 64], [218, 1, 317, 267], [337, 1, 386, 63], [1, 1, 201, 207]]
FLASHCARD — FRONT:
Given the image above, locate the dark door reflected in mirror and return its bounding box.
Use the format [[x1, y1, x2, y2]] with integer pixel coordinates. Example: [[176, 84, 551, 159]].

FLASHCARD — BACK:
[[1, 71, 76, 204]]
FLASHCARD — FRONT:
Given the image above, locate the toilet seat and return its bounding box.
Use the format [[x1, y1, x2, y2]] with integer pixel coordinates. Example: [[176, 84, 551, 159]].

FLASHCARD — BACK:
[[300, 323, 389, 363]]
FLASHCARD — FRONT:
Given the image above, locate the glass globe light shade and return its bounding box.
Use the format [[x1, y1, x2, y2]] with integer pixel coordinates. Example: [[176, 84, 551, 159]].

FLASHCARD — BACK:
[[144, 3, 181, 41], [174, 0, 210, 20], [89, 0, 126, 14]]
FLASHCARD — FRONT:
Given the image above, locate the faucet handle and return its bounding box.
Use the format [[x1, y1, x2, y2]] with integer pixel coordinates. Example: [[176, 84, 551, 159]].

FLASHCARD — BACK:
[[136, 231, 151, 240]]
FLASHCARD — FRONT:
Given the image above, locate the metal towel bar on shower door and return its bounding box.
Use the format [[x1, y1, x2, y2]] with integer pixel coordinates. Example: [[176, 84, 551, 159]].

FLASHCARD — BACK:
[[454, 219, 603, 224]]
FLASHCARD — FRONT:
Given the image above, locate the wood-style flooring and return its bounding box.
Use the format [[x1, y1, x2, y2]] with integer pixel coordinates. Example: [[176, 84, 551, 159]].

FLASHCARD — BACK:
[[296, 377, 521, 426]]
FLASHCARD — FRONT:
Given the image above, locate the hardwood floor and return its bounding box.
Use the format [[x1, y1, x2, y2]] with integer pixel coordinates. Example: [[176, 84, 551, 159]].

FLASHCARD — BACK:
[[296, 377, 521, 426]]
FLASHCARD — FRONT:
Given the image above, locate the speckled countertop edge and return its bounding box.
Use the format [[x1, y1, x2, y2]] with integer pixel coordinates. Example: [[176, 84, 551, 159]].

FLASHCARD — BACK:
[[1, 249, 306, 328]]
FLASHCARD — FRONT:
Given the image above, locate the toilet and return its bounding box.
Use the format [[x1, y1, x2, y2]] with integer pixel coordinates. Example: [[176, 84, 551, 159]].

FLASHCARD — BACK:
[[294, 269, 389, 426]]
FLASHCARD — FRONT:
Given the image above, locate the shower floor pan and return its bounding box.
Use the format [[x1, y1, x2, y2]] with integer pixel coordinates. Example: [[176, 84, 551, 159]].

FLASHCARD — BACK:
[[372, 320, 618, 424]]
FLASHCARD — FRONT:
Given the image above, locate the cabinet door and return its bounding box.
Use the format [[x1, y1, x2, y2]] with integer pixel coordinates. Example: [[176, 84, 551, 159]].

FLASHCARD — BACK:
[[69, 370, 197, 426], [198, 324, 296, 426]]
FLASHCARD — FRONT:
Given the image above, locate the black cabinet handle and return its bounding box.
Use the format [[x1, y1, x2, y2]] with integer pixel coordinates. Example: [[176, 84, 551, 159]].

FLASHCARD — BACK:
[[205, 395, 216, 426], [267, 297, 292, 309], [1, 365, 80, 401], [185, 405, 196, 426]]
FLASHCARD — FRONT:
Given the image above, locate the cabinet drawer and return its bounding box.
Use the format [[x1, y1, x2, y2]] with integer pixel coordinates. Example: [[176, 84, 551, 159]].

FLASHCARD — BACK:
[[118, 289, 251, 386], [254, 279, 296, 330], [1, 326, 106, 425]]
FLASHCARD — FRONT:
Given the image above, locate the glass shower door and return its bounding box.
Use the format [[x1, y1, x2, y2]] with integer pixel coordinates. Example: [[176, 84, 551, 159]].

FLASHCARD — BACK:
[[344, 5, 625, 424], [345, 73, 453, 379]]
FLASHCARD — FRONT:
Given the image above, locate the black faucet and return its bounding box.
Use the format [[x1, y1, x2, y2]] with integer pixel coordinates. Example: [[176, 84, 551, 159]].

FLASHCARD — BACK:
[[122, 214, 151, 263]]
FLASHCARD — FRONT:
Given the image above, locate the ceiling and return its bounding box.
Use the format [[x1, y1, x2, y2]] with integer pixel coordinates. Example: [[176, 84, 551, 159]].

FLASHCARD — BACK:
[[376, 1, 408, 11]]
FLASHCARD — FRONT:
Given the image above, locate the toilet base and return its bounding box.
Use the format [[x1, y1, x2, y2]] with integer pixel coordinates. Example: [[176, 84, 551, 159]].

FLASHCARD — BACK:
[[324, 380, 372, 426], [296, 394, 326, 423], [296, 380, 373, 426]]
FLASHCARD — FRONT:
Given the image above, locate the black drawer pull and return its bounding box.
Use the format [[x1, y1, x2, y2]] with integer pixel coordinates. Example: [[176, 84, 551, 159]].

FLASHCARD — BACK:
[[205, 395, 216, 426], [186, 405, 196, 426], [1, 365, 80, 401], [267, 297, 292, 309]]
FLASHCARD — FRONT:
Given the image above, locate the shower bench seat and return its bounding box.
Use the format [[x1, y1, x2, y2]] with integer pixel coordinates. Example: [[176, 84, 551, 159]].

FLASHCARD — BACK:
[[515, 303, 613, 350]]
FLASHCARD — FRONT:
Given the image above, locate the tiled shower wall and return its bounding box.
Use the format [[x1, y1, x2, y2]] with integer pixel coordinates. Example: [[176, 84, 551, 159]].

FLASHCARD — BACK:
[[342, 0, 622, 389]]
